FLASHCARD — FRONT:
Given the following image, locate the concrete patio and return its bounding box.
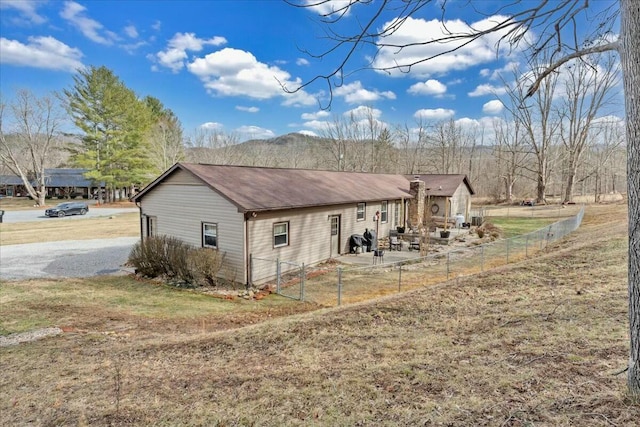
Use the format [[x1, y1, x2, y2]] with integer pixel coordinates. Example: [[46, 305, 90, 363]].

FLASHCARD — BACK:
[[337, 227, 472, 267]]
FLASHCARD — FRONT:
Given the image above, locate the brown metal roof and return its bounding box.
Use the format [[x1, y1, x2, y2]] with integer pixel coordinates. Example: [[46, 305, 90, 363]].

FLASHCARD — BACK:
[[132, 163, 474, 212], [134, 163, 415, 212], [408, 174, 476, 197]]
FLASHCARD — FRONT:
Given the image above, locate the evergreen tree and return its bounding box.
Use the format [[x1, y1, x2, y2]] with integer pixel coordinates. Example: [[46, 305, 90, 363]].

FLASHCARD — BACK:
[[63, 66, 153, 201]]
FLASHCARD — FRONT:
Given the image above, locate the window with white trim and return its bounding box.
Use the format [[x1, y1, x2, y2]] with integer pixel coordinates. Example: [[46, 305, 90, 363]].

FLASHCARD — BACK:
[[273, 222, 289, 248], [357, 202, 366, 221], [381, 201, 388, 223], [202, 222, 218, 248], [147, 216, 157, 237]]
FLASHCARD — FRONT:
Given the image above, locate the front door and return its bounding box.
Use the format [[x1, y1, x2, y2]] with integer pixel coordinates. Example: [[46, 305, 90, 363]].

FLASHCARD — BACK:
[[330, 215, 340, 257]]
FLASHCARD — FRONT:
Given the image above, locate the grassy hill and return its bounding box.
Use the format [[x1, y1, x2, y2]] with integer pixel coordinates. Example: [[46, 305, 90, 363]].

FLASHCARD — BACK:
[[0, 202, 637, 426]]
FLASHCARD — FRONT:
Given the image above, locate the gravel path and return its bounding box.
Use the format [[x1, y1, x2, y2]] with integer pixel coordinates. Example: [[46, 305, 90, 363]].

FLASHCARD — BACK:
[[0, 237, 139, 280], [0, 328, 63, 347]]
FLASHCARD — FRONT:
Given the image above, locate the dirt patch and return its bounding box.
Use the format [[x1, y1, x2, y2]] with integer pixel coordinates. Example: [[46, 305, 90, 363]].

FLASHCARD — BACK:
[[0, 327, 62, 347]]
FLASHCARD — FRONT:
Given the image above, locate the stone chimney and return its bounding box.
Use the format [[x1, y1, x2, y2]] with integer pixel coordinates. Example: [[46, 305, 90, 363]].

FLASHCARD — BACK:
[[408, 176, 425, 230]]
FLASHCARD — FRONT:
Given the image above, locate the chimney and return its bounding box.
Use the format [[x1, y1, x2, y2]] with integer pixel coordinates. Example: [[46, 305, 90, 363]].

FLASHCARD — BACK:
[[408, 177, 425, 230]]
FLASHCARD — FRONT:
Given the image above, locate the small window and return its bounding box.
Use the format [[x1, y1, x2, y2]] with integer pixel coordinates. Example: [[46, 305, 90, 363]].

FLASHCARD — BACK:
[[274, 222, 289, 248], [203, 222, 218, 248], [146, 216, 157, 237], [381, 201, 388, 223], [357, 203, 366, 221]]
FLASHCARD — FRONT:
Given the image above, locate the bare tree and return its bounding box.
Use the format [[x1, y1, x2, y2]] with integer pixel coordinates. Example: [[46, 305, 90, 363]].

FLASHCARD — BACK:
[[559, 52, 620, 203], [493, 117, 530, 202], [503, 58, 561, 204], [394, 120, 430, 175], [290, 0, 640, 397], [0, 90, 65, 206]]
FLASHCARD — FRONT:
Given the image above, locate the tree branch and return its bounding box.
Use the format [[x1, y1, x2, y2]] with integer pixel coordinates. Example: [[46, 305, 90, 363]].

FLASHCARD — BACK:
[[525, 40, 619, 98]]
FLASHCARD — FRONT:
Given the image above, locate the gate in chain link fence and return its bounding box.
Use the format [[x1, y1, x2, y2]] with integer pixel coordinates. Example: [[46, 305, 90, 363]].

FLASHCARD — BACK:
[[252, 207, 584, 306], [249, 255, 306, 300]]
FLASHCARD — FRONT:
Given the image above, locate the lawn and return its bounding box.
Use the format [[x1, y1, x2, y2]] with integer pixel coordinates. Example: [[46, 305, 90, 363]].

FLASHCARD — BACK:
[[487, 216, 558, 237], [0, 212, 140, 245], [0, 202, 637, 426]]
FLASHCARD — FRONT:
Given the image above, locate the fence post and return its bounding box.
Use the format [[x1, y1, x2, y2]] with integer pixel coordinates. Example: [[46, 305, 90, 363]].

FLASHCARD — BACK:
[[276, 258, 281, 294], [447, 252, 450, 280], [300, 263, 305, 301], [506, 238, 510, 264], [525, 234, 529, 258], [337, 267, 342, 306], [248, 253, 253, 289], [398, 263, 402, 292]]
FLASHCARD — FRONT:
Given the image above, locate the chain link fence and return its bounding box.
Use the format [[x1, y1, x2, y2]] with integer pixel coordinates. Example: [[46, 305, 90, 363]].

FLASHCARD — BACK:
[[253, 207, 584, 306]]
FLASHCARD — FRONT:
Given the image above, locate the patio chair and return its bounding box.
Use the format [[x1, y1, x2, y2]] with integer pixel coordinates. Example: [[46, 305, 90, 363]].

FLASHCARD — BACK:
[[389, 236, 401, 251], [408, 237, 420, 251]]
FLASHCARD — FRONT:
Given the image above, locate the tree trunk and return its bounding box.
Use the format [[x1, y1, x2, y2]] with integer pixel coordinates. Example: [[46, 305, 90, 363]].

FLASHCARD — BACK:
[[537, 160, 547, 204], [564, 159, 578, 204], [620, 0, 640, 398]]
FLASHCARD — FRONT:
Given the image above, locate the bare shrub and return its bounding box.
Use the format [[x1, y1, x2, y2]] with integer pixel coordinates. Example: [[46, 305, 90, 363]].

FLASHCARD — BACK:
[[188, 248, 226, 286], [129, 236, 227, 287], [128, 236, 171, 277]]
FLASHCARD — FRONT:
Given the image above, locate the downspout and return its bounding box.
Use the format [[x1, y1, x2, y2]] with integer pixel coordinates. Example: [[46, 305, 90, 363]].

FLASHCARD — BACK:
[[244, 212, 251, 289], [135, 201, 143, 243]]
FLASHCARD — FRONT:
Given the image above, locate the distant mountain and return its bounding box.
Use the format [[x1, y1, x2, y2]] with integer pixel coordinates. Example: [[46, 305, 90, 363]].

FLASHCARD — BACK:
[[240, 132, 327, 147]]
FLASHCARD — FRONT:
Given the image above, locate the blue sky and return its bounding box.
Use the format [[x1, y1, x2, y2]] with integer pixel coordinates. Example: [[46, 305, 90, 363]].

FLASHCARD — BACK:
[[0, 0, 622, 141]]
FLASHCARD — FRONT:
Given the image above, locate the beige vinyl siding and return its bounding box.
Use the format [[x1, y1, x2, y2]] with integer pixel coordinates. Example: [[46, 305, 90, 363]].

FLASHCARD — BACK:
[[248, 200, 403, 284], [451, 185, 472, 222], [140, 170, 246, 283]]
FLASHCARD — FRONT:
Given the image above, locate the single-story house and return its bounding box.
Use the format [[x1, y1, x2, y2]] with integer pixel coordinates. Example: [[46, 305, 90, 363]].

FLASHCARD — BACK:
[[0, 168, 104, 199], [131, 163, 475, 285]]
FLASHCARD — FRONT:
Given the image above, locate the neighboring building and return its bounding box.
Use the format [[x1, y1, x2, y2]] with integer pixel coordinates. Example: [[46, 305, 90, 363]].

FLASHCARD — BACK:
[[0, 168, 104, 199], [131, 163, 475, 285]]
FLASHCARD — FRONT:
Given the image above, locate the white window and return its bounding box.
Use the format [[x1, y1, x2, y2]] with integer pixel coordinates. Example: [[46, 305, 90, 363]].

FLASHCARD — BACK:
[[146, 216, 157, 237], [274, 222, 289, 248], [202, 223, 218, 248], [357, 203, 366, 221], [381, 201, 388, 223]]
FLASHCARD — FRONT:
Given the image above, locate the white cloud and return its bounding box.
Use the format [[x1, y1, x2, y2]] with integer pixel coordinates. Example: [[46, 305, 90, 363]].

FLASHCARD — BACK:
[[344, 105, 383, 120], [413, 108, 455, 120], [408, 79, 447, 96], [200, 122, 223, 130], [236, 106, 259, 113], [468, 83, 507, 97], [60, 1, 117, 45], [0, 0, 47, 24], [298, 129, 318, 137], [301, 110, 330, 120], [124, 25, 138, 38], [302, 119, 331, 131], [296, 58, 310, 66], [0, 36, 83, 72], [372, 16, 525, 78], [235, 125, 275, 139], [482, 100, 504, 115], [152, 20, 162, 31], [482, 61, 520, 80], [334, 81, 396, 104], [156, 32, 227, 73], [303, 0, 352, 17], [187, 47, 316, 106]]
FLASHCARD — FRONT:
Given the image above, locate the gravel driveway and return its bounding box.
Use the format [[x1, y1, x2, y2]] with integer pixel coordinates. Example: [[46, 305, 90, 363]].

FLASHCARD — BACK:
[[0, 237, 139, 281]]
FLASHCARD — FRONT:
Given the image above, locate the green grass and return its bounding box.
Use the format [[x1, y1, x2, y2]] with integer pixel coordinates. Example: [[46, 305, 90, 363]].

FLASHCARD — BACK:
[[0, 276, 306, 335], [488, 216, 557, 238]]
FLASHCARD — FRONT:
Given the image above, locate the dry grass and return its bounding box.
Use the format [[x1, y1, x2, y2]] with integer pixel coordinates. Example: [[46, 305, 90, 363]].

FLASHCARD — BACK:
[[0, 212, 139, 245], [1, 202, 638, 426]]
